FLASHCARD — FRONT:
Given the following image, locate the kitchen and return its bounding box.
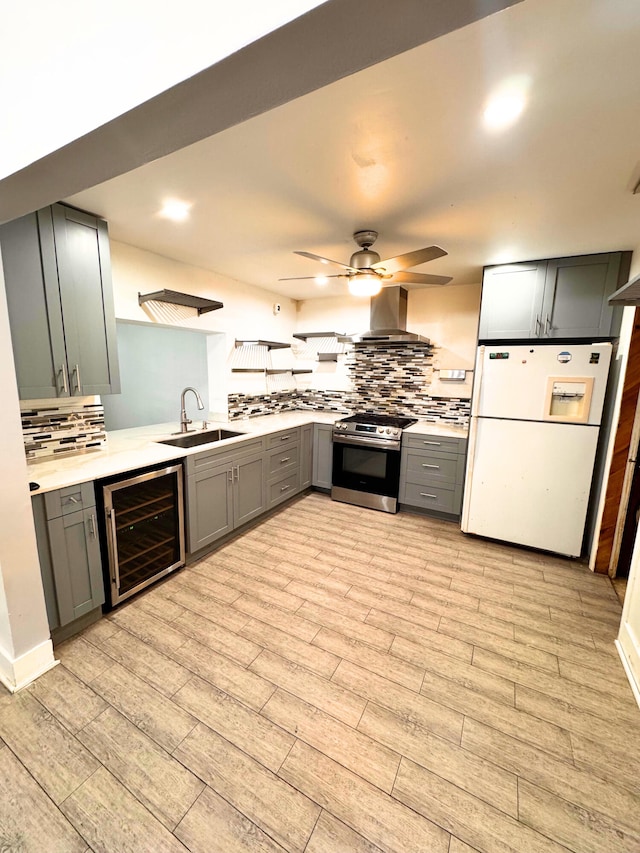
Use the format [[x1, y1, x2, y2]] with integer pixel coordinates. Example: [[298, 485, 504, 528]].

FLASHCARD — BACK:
[[2, 1, 640, 851]]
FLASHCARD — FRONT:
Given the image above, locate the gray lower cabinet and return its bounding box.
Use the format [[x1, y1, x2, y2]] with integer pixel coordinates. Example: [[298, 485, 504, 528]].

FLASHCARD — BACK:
[[399, 432, 467, 518], [186, 437, 266, 553], [312, 423, 333, 489], [300, 423, 313, 489], [1, 202, 120, 399], [479, 252, 631, 341], [266, 427, 302, 509], [31, 482, 105, 640]]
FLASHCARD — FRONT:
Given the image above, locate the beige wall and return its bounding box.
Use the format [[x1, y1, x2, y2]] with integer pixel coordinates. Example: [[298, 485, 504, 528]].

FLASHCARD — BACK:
[[295, 284, 482, 398]]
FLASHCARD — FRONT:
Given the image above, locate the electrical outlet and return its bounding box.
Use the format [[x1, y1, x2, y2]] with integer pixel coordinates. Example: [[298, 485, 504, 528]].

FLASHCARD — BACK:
[[273, 303, 281, 315]]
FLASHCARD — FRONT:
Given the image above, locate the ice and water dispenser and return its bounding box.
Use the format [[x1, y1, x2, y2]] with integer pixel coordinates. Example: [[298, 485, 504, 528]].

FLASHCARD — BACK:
[[544, 376, 594, 423]]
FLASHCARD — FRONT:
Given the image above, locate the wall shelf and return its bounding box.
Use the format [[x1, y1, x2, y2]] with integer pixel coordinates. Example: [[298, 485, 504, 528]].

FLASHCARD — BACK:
[[293, 331, 344, 340], [138, 289, 223, 315], [317, 353, 339, 362], [231, 368, 313, 375], [235, 340, 291, 349]]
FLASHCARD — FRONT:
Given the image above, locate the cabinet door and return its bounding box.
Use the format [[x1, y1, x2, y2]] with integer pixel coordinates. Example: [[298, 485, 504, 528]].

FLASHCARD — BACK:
[[187, 461, 233, 553], [234, 451, 266, 527], [300, 424, 313, 489], [479, 263, 547, 340], [47, 507, 104, 626], [0, 208, 68, 398], [312, 424, 334, 488], [542, 253, 626, 338], [52, 204, 120, 396]]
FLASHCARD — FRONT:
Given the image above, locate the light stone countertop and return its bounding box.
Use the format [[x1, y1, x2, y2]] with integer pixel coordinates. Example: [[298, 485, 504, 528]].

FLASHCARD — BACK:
[[404, 420, 469, 440], [26, 410, 339, 495], [26, 410, 469, 495]]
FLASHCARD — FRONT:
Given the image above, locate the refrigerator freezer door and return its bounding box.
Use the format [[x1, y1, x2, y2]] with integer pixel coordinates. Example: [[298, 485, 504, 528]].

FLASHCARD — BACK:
[[461, 417, 600, 556], [475, 343, 612, 425]]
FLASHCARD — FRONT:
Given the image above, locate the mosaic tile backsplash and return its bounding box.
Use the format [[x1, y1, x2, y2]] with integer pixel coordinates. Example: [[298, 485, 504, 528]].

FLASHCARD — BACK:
[[22, 401, 106, 461], [228, 342, 471, 425]]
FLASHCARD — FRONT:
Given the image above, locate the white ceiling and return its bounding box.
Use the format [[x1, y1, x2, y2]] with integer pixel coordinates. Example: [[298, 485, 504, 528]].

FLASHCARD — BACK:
[[66, 0, 640, 301]]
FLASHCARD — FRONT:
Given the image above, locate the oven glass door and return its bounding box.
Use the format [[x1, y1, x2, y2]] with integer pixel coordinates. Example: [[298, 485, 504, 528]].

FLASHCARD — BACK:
[[332, 440, 401, 496]]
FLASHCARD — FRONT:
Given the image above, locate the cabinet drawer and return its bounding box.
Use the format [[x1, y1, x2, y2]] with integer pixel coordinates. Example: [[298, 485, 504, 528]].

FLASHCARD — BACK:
[[268, 470, 300, 507], [44, 481, 96, 518], [401, 481, 461, 515], [403, 434, 466, 455], [186, 436, 264, 475], [266, 428, 300, 449], [403, 450, 461, 485], [266, 442, 300, 478]]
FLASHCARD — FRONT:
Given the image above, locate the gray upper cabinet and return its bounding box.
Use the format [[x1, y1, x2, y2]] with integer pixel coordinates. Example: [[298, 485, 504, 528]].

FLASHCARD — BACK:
[[0, 203, 120, 399], [478, 262, 547, 340], [479, 252, 631, 341]]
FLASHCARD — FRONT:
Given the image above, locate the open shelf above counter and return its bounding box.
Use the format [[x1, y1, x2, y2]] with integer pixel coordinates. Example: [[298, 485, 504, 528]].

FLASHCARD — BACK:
[[235, 340, 291, 349], [292, 331, 344, 340], [138, 289, 223, 315]]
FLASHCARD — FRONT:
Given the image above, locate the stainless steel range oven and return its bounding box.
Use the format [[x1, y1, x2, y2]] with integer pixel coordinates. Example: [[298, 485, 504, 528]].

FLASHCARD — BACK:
[[331, 414, 417, 513]]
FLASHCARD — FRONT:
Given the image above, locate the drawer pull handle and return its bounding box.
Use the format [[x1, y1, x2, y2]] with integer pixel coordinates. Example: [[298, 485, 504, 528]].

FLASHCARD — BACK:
[[281, 435, 292, 441], [420, 493, 438, 499], [88, 513, 97, 539], [280, 484, 291, 492], [423, 441, 441, 445], [281, 457, 291, 463], [66, 495, 80, 504], [422, 463, 440, 469]]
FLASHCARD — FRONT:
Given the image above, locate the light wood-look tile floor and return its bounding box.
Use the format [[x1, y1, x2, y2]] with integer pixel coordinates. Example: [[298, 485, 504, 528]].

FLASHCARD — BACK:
[[2, 492, 640, 852]]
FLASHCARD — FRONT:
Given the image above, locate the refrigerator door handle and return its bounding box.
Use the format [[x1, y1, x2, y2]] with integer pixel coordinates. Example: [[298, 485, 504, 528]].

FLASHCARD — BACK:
[[470, 345, 485, 415]]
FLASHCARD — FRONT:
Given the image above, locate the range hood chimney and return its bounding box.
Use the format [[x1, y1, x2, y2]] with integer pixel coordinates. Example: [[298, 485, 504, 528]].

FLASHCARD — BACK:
[[337, 287, 430, 345]]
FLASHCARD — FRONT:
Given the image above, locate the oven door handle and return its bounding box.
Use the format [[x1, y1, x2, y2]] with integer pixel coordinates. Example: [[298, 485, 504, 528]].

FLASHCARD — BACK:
[[332, 433, 401, 451]]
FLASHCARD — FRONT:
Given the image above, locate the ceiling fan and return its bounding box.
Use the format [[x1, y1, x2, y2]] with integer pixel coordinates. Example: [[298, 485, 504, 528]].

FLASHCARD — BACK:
[[279, 230, 452, 296]]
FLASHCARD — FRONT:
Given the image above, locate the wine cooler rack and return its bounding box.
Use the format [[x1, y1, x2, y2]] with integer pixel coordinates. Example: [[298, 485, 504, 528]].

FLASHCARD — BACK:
[[101, 463, 184, 607]]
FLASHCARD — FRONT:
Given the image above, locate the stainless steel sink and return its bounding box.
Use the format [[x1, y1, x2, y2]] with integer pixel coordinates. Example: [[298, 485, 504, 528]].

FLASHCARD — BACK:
[[157, 428, 245, 449]]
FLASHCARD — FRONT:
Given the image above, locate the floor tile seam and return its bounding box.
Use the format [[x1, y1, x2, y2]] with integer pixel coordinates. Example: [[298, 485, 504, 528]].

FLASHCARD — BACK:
[[409, 590, 481, 613], [310, 633, 419, 688], [513, 683, 640, 747], [472, 652, 639, 720], [262, 685, 404, 784], [239, 610, 335, 656], [388, 634, 475, 677], [300, 809, 323, 853], [438, 609, 517, 640], [100, 621, 202, 686], [437, 626, 561, 675], [30, 667, 108, 736], [72, 713, 206, 833]]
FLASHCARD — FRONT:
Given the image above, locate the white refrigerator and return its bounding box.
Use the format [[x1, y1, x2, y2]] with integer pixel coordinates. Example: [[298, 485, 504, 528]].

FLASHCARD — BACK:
[[461, 342, 612, 557]]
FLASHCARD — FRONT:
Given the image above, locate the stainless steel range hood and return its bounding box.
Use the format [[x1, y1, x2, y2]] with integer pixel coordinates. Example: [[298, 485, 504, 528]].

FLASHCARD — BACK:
[[337, 287, 430, 345]]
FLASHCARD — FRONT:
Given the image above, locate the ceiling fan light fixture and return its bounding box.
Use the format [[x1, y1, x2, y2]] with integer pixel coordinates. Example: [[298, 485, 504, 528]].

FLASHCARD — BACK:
[[348, 273, 382, 297], [314, 275, 329, 286]]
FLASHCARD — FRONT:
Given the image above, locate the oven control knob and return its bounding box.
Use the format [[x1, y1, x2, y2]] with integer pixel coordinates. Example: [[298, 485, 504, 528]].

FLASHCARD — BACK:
[[377, 427, 384, 433], [386, 428, 392, 434]]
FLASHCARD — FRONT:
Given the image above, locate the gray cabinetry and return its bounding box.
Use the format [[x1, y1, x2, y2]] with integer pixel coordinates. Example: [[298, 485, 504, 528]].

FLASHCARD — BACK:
[[399, 432, 467, 519], [31, 481, 105, 642], [312, 424, 333, 489], [300, 423, 313, 489], [186, 437, 266, 553], [1, 203, 120, 399], [479, 252, 631, 341], [266, 427, 302, 509]]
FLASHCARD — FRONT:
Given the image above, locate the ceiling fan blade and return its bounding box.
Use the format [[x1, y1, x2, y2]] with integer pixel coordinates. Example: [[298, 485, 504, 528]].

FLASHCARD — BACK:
[[294, 251, 357, 272], [386, 271, 452, 286], [278, 274, 348, 281], [373, 246, 448, 275]]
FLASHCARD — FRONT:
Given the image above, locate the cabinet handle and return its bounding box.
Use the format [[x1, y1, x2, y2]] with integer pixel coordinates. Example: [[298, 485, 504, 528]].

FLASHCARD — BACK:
[[88, 513, 97, 539], [280, 435, 292, 441], [73, 363, 82, 394], [280, 484, 291, 492], [422, 463, 440, 469], [228, 468, 233, 482], [420, 493, 438, 499], [423, 441, 441, 446], [280, 456, 291, 463], [544, 314, 551, 335], [59, 362, 70, 394], [235, 465, 240, 481], [535, 314, 541, 334], [66, 495, 80, 504], [107, 509, 121, 590]]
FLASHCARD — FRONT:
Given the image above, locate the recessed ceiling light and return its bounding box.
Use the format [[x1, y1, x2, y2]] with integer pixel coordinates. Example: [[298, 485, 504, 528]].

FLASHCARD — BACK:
[[483, 76, 530, 131], [158, 199, 191, 221], [314, 275, 329, 286]]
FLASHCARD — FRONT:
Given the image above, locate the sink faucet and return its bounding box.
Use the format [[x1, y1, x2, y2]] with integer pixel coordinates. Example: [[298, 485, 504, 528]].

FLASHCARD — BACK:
[[180, 387, 205, 433]]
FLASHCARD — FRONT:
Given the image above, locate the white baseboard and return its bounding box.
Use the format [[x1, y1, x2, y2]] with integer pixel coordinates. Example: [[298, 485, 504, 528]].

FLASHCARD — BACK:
[[0, 638, 57, 693], [615, 638, 640, 711]]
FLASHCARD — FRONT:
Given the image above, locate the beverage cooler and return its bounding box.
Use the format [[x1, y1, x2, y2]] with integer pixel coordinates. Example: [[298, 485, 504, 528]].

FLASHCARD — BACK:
[[97, 463, 185, 608]]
